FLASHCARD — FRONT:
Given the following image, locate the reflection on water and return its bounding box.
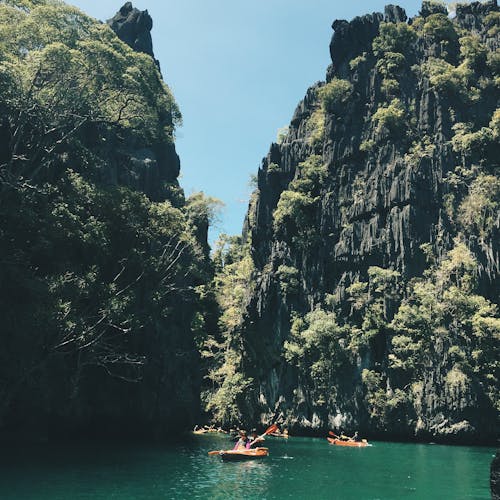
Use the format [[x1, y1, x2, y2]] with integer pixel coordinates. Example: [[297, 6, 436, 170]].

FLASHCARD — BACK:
[[170, 447, 273, 500], [0, 435, 494, 500]]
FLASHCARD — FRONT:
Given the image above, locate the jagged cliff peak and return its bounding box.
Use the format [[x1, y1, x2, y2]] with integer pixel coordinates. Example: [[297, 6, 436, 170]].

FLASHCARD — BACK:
[[328, 5, 409, 77], [107, 3, 159, 67], [419, 0, 448, 17], [329, 12, 383, 75], [104, 3, 181, 202], [455, 0, 498, 17]]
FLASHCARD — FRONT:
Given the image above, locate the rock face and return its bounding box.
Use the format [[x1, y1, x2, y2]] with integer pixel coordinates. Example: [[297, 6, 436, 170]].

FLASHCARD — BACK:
[[107, 2, 154, 59], [225, 1, 500, 442], [106, 3, 179, 201]]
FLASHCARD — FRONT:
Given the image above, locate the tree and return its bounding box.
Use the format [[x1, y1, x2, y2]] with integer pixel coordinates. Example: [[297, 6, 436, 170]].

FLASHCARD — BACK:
[[0, 2, 180, 191]]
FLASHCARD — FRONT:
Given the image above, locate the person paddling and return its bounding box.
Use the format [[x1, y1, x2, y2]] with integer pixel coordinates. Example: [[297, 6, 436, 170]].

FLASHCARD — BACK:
[[349, 431, 361, 442], [233, 431, 249, 450], [246, 429, 264, 449]]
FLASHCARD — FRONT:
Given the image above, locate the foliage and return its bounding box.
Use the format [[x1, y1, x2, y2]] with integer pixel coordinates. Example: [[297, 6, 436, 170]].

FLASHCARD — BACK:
[[490, 108, 500, 137], [318, 78, 353, 113], [376, 51, 406, 77], [422, 13, 458, 44], [372, 22, 417, 57], [487, 49, 500, 76], [0, 0, 214, 434], [346, 267, 401, 349], [267, 162, 281, 174], [484, 11, 500, 37], [204, 353, 253, 426], [277, 265, 300, 295], [306, 108, 325, 147], [0, 169, 207, 412], [459, 35, 487, 69], [359, 139, 376, 153], [381, 78, 399, 98], [389, 242, 500, 410], [423, 57, 473, 98], [361, 369, 390, 423], [0, 1, 181, 192], [451, 122, 495, 154], [291, 155, 328, 193], [372, 98, 406, 135], [349, 52, 367, 71], [276, 125, 289, 144], [284, 308, 350, 404], [186, 192, 224, 228], [203, 236, 256, 426], [273, 155, 327, 241], [404, 136, 436, 166], [273, 190, 315, 231], [457, 174, 500, 239], [376, 51, 408, 97]]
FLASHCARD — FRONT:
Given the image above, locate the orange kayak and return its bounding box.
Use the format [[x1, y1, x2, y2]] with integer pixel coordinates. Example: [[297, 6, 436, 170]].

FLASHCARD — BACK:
[[327, 437, 369, 447], [216, 447, 269, 461]]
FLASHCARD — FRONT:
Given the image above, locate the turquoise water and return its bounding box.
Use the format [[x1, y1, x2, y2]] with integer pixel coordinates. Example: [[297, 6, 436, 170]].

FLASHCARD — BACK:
[[0, 435, 495, 499]]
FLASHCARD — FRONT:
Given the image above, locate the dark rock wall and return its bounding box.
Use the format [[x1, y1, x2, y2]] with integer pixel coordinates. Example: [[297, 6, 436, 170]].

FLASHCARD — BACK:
[[107, 2, 154, 60], [107, 3, 180, 203], [237, 1, 499, 441]]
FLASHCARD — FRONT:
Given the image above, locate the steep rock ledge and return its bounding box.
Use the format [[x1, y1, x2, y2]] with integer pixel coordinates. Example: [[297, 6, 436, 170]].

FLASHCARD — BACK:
[[106, 3, 181, 203], [219, 1, 500, 443]]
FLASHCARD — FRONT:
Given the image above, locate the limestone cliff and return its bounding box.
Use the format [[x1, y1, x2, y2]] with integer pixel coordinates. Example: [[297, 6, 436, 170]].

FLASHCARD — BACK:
[[213, 1, 499, 443], [105, 2, 180, 203]]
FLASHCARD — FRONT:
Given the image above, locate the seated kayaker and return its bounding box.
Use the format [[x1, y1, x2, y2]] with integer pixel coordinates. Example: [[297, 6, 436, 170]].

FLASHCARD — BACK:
[[233, 431, 249, 450], [246, 429, 264, 449], [349, 431, 361, 442], [339, 432, 349, 441]]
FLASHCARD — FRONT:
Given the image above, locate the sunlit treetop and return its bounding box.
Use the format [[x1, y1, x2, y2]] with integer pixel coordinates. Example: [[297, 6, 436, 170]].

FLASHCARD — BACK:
[[0, 0, 180, 155]]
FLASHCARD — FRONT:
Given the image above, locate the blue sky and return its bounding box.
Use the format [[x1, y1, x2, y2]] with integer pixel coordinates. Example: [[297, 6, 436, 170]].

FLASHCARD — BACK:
[[68, 0, 424, 244]]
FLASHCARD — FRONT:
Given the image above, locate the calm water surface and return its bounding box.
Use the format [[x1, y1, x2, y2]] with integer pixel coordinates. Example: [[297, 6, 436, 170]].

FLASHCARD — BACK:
[[0, 434, 494, 499]]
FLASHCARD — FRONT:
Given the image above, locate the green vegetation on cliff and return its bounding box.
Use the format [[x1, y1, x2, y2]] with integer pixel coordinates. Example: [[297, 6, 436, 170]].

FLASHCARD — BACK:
[[204, 1, 500, 442]]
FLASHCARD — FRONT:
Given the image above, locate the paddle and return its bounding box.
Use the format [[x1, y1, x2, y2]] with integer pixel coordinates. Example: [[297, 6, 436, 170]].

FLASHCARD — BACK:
[[248, 424, 278, 446]]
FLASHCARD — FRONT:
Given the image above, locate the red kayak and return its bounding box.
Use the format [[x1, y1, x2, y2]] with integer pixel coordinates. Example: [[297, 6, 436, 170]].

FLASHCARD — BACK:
[[327, 437, 369, 447], [208, 447, 269, 461]]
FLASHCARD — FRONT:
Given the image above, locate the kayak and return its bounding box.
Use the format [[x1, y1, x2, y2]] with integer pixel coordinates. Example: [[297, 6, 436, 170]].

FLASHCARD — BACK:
[[215, 447, 269, 461], [327, 437, 369, 447]]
